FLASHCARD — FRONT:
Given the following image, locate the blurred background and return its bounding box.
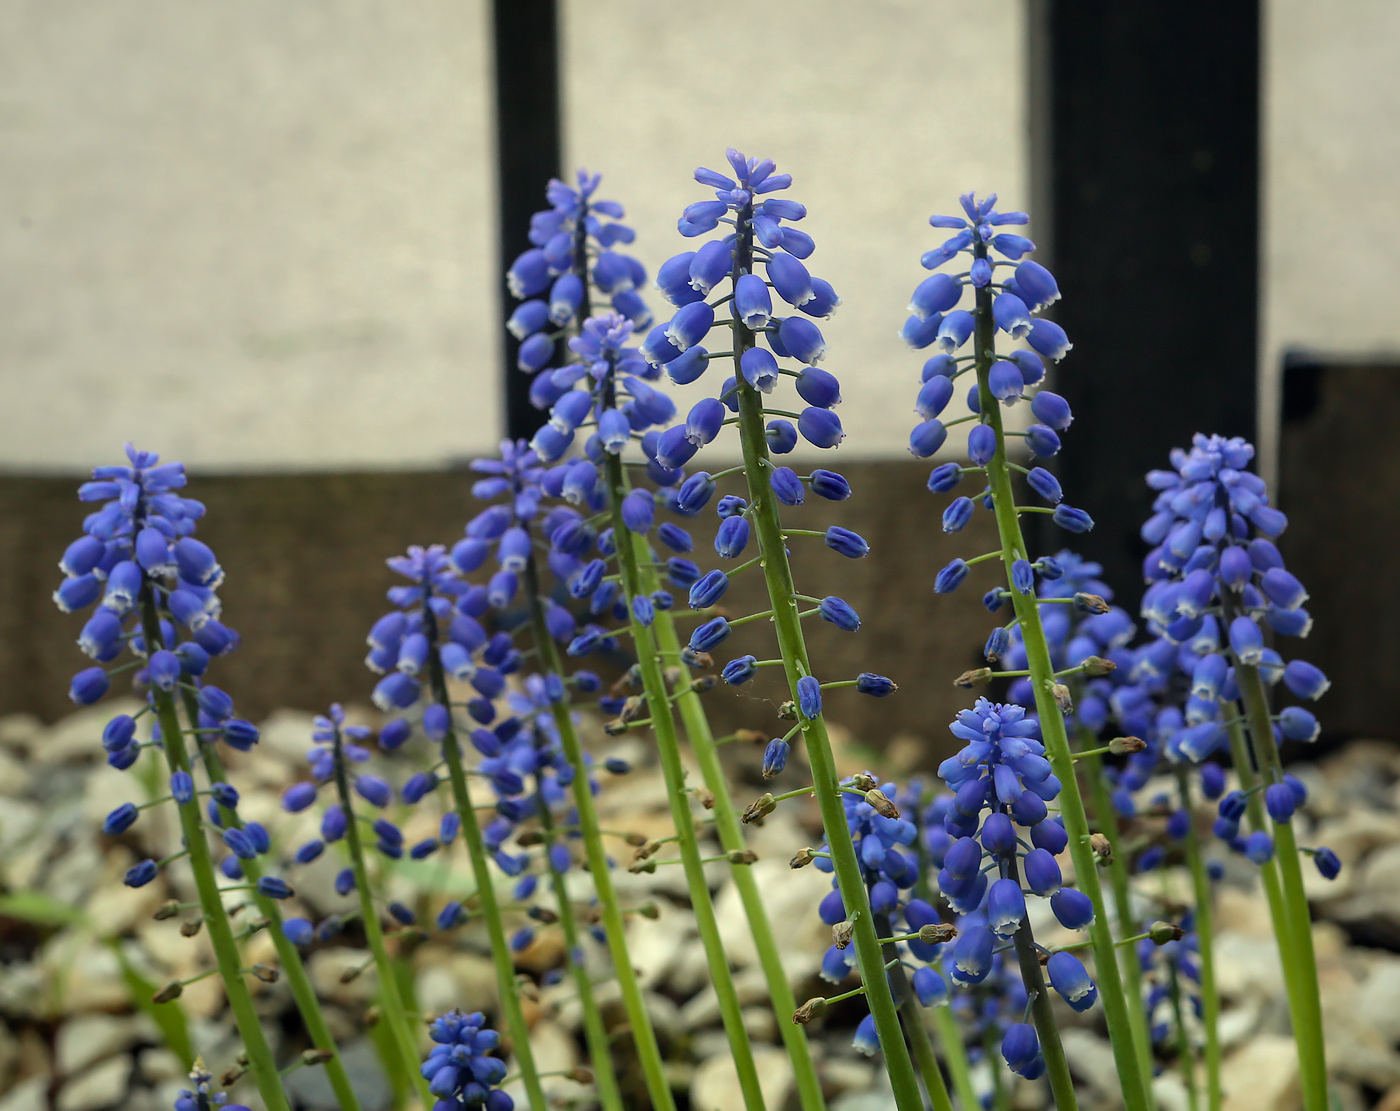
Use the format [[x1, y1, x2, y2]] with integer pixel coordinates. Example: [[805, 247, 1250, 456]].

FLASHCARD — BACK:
[[2, 0, 1398, 748]]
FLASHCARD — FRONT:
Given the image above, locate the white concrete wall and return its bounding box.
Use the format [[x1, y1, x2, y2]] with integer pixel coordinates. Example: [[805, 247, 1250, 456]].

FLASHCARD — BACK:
[[0, 0, 1024, 473], [1259, 0, 1400, 482], [2, 2, 1395, 475]]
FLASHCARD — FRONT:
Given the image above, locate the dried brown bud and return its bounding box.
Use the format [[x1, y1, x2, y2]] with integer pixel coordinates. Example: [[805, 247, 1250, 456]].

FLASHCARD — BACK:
[[611, 665, 643, 697], [727, 849, 758, 865], [832, 920, 855, 950], [251, 962, 279, 984], [1052, 683, 1074, 713], [152, 981, 184, 1004], [363, 1005, 381, 1027], [154, 901, 181, 921], [567, 1067, 595, 1085], [793, 997, 828, 1025], [697, 789, 715, 810], [301, 1048, 335, 1066], [634, 840, 662, 861], [681, 648, 713, 670], [527, 906, 559, 925], [628, 859, 657, 874], [778, 700, 798, 720], [636, 903, 660, 920], [1149, 920, 1186, 945], [850, 773, 878, 792], [1090, 832, 1114, 864], [220, 1066, 247, 1088], [519, 979, 541, 1002], [1080, 655, 1117, 677], [790, 847, 817, 869], [919, 923, 958, 944], [743, 793, 777, 823], [181, 918, 204, 938], [1073, 592, 1112, 614], [603, 718, 629, 737], [735, 728, 767, 745], [689, 676, 717, 695], [624, 831, 648, 847], [954, 667, 993, 689], [865, 789, 900, 820], [1109, 735, 1147, 755], [620, 696, 646, 723], [663, 666, 684, 689], [340, 963, 367, 984]]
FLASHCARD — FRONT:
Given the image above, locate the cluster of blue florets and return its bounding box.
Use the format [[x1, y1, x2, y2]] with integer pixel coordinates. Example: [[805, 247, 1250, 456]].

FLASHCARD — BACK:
[[172, 1060, 250, 1111], [422, 1010, 514, 1110], [508, 170, 652, 393]]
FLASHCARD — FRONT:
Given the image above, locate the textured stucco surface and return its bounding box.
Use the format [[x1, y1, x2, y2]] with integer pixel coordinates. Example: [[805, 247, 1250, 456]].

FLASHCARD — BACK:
[[0, 0, 1024, 472]]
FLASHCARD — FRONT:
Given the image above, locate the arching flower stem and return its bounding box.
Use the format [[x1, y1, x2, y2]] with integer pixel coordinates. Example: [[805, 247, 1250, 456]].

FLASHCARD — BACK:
[[725, 204, 924, 1111], [327, 720, 435, 1111], [1228, 650, 1327, 1111], [523, 551, 672, 1110], [968, 237, 1153, 1111], [530, 769, 626, 1111], [1174, 766, 1222, 1111], [137, 589, 291, 1111], [603, 448, 770, 1111], [424, 611, 549, 1111], [185, 692, 363, 1111], [1076, 726, 1155, 1088], [647, 587, 828, 1111]]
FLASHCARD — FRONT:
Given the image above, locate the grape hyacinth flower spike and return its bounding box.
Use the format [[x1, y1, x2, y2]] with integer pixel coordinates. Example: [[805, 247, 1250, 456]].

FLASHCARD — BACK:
[[366, 544, 549, 1111], [645, 148, 924, 1111], [1138, 434, 1334, 1110], [278, 705, 435, 1109], [911, 195, 1154, 1111], [511, 167, 827, 1109], [55, 447, 293, 1111], [508, 170, 652, 407], [532, 304, 774, 1111]]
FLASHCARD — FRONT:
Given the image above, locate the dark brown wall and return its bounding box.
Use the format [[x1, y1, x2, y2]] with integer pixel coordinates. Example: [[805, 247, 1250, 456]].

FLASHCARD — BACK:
[[1, 462, 1005, 765]]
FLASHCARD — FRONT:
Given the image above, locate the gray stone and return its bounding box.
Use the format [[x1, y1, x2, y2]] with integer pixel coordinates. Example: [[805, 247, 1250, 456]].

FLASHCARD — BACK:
[[0, 1077, 47, 1111], [55, 1012, 151, 1076], [691, 1045, 794, 1111], [282, 1039, 392, 1111], [56, 1054, 133, 1111]]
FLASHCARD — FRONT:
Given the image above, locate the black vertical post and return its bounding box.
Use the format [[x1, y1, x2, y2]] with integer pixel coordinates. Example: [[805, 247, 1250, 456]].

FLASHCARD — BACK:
[[492, 0, 562, 443], [1035, 1, 1260, 597]]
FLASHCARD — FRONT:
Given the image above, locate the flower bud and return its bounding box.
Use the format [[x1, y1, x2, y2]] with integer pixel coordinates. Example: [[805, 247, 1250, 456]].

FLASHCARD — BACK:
[[1090, 832, 1113, 864], [954, 668, 992, 688], [832, 919, 855, 949], [793, 997, 828, 1024], [742, 793, 777, 823], [865, 789, 899, 819], [1109, 736, 1146, 755]]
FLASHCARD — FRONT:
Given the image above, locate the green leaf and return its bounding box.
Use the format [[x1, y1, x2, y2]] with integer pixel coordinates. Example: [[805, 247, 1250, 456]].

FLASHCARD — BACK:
[[110, 940, 194, 1068]]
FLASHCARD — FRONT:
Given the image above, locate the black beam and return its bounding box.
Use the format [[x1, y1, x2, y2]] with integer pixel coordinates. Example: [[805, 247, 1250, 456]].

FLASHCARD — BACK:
[[1038, 1, 1260, 597], [491, 0, 562, 444]]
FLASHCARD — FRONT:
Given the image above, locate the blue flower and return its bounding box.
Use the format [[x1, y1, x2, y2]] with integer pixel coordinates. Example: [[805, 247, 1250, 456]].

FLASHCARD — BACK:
[[421, 1010, 514, 1111]]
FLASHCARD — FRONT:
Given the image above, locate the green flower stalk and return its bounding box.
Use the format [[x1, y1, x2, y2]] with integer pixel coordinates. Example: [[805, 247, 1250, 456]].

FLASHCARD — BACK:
[[913, 192, 1154, 1111], [139, 593, 292, 1111], [324, 716, 436, 1111], [643, 576, 828, 1111], [1175, 767, 1222, 1111], [636, 149, 924, 1111], [185, 690, 363, 1111]]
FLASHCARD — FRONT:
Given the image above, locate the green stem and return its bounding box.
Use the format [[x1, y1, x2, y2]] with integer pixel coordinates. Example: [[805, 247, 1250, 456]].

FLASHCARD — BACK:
[[533, 779, 625, 1111], [1000, 848, 1079, 1111], [1233, 663, 1328, 1111], [725, 210, 923, 1111], [875, 912, 953, 1111], [968, 246, 1152, 1111], [137, 592, 291, 1111], [985, 1026, 1011, 1111], [424, 615, 548, 1111], [1169, 964, 1199, 1111], [1174, 768, 1222, 1111], [649, 589, 828, 1111], [1077, 727, 1156, 1091], [328, 725, 435, 1111], [931, 1006, 979, 1111], [604, 452, 768, 1111], [185, 694, 363, 1111], [523, 558, 676, 1111], [911, 794, 980, 1111]]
